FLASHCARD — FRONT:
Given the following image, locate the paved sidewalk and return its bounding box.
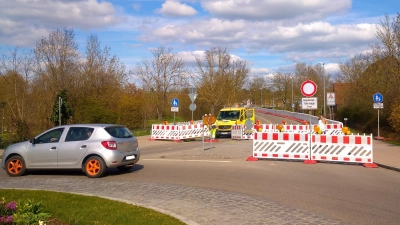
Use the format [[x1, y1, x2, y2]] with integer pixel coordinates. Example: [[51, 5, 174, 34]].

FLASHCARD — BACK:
[[371, 138, 400, 172]]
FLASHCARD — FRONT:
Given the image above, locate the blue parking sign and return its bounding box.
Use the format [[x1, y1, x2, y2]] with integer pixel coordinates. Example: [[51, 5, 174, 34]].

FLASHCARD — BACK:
[[373, 93, 383, 103], [171, 98, 180, 107]]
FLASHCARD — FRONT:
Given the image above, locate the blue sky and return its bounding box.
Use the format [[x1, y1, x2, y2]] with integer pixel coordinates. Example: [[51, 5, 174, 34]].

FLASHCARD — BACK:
[[0, 0, 399, 80]]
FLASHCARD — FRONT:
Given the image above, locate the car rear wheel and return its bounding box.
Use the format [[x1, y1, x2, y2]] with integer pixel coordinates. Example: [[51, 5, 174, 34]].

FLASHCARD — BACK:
[[6, 155, 26, 177], [84, 156, 106, 178]]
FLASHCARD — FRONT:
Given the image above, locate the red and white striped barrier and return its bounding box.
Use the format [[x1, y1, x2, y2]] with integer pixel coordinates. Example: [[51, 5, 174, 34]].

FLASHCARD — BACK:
[[151, 124, 206, 141], [252, 132, 310, 160], [249, 131, 376, 167], [231, 125, 244, 139], [311, 134, 373, 164], [151, 124, 180, 140], [179, 124, 205, 139], [278, 124, 309, 133]]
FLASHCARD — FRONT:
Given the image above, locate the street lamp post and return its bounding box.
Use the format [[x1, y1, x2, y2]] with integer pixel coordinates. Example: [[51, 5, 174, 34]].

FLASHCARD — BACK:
[[291, 76, 294, 112], [319, 62, 326, 117], [260, 88, 263, 108]]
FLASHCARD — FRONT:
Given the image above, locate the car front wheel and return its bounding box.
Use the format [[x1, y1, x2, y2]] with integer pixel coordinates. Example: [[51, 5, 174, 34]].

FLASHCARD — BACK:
[[84, 156, 106, 178], [6, 155, 26, 177]]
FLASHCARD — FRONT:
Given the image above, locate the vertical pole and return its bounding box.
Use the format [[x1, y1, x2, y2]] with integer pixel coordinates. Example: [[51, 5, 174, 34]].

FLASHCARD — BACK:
[[291, 77, 294, 112], [2, 107, 4, 133], [58, 97, 62, 126], [323, 64, 326, 117], [202, 115, 204, 152], [378, 109, 380, 137], [260, 88, 262, 107], [309, 110, 312, 160]]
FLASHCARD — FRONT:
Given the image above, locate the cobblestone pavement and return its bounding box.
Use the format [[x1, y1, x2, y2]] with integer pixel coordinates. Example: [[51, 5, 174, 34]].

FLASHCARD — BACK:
[[0, 177, 347, 225]]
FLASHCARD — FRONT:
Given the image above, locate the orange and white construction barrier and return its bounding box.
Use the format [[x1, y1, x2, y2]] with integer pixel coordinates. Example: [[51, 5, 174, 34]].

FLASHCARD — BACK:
[[150, 123, 206, 141], [252, 132, 310, 160], [248, 131, 377, 168], [311, 134, 373, 164]]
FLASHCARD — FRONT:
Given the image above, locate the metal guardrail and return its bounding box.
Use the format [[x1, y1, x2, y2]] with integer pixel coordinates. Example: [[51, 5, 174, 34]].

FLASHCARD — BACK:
[[257, 108, 341, 125]]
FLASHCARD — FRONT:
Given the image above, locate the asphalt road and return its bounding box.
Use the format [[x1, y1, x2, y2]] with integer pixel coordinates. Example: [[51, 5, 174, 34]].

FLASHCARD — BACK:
[[1, 113, 399, 225]]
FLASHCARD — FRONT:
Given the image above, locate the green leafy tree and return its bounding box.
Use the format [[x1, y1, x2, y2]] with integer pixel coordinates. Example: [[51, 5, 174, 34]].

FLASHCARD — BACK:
[[50, 90, 72, 126]]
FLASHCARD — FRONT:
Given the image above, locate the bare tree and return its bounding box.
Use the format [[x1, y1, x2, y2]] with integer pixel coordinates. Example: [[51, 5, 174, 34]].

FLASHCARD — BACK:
[[0, 48, 35, 140], [132, 46, 187, 120], [191, 47, 249, 114], [31, 28, 80, 126]]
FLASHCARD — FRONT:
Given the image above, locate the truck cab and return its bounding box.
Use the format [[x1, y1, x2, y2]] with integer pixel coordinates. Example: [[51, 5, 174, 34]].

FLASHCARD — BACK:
[[214, 107, 255, 138]]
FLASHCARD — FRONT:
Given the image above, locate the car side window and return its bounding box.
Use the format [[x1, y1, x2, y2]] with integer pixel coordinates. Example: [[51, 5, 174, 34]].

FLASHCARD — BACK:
[[36, 128, 65, 144], [65, 127, 94, 142]]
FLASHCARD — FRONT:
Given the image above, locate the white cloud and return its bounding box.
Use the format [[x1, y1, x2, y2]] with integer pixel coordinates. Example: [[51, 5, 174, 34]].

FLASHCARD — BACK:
[[201, 0, 351, 21], [250, 68, 272, 77], [155, 1, 197, 17], [142, 18, 378, 63], [0, 0, 125, 47]]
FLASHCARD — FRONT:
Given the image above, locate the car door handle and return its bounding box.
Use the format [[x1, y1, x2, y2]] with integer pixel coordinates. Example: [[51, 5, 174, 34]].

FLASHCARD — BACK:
[[50, 147, 57, 151], [81, 145, 87, 148]]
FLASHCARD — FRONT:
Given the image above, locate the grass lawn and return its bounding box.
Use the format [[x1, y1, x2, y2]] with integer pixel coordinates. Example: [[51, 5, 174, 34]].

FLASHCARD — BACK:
[[0, 189, 186, 225]]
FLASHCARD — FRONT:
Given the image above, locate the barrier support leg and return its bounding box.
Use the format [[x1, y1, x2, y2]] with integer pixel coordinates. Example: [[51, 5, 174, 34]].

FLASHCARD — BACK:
[[363, 163, 378, 168], [246, 156, 258, 161], [303, 160, 317, 164]]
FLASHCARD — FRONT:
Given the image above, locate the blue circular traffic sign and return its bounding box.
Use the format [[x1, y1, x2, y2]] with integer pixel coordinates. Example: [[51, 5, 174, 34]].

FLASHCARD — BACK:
[[373, 93, 383, 103], [171, 98, 180, 107]]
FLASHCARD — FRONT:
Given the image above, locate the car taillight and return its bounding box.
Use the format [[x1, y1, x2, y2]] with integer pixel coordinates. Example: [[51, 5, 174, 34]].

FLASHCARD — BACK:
[[101, 141, 117, 150]]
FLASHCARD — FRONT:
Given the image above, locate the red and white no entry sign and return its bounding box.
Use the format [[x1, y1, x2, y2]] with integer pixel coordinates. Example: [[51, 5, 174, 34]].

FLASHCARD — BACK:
[[301, 80, 317, 97]]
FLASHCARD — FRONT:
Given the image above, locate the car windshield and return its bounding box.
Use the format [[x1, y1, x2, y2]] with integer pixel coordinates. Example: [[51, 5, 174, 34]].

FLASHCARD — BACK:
[[105, 126, 134, 138], [217, 111, 240, 120]]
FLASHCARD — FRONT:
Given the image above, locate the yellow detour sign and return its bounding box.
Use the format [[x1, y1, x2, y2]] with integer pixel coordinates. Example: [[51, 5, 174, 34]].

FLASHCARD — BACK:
[[203, 115, 216, 125]]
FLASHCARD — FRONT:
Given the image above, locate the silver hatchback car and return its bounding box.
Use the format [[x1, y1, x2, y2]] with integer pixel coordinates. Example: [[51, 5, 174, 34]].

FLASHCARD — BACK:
[[1, 124, 140, 178]]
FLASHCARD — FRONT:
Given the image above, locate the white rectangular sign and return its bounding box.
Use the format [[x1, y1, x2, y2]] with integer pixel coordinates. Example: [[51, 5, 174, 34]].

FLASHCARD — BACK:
[[327, 92, 336, 106], [302, 97, 318, 110], [373, 103, 383, 109], [171, 107, 179, 112]]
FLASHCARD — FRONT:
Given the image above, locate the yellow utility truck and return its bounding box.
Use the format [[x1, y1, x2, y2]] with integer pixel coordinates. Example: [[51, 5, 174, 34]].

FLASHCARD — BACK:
[[214, 107, 255, 138]]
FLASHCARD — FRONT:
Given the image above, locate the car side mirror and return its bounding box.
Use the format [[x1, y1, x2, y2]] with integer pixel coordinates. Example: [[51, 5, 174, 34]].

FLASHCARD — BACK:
[[30, 138, 36, 144]]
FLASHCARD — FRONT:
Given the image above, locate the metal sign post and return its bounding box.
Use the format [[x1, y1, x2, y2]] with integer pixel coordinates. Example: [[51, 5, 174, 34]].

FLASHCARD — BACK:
[[188, 87, 197, 121], [327, 92, 336, 120], [373, 93, 383, 139], [301, 79, 317, 164], [171, 98, 180, 124]]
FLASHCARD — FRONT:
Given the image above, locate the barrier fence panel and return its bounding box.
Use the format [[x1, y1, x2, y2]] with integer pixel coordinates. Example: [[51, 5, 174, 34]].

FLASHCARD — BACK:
[[151, 124, 181, 140], [260, 124, 275, 132], [311, 134, 373, 164], [279, 124, 309, 133], [179, 124, 205, 139], [231, 125, 244, 139], [253, 132, 310, 160]]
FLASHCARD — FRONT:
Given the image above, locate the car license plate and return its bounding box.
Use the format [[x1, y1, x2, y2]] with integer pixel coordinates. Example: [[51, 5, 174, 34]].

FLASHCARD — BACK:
[[126, 155, 135, 160], [221, 132, 229, 135]]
